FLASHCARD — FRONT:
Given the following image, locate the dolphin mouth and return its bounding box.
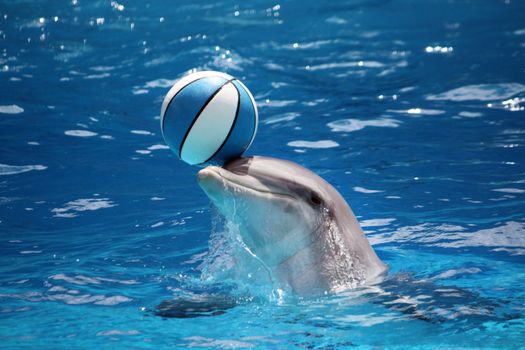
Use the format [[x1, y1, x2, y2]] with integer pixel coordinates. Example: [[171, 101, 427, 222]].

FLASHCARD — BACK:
[[197, 166, 293, 200]]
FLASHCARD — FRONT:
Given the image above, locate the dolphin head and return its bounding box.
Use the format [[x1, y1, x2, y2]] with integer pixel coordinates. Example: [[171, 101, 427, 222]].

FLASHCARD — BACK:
[[197, 156, 386, 294], [197, 157, 335, 264]]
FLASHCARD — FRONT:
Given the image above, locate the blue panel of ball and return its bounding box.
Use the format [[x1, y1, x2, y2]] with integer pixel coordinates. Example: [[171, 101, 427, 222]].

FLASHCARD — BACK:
[[161, 76, 229, 157], [210, 80, 257, 165]]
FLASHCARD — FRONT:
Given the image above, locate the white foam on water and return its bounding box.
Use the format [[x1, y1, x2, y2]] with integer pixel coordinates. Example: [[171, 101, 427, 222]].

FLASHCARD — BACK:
[[150, 221, 164, 228], [263, 62, 285, 71], [337, 313, 403, 327], [144, 78, 177, 88], [427, 83, 525, 101], [49, 273, 137, 285], [308, 61, 385, 71], [90, 66, 115, 72], [458, 111, 482, 118], [353, 187, 384, 194], [369, 221, 525, 252], [93, 295, 132, 306], [132, 88, 149, 95], [0, 164, 47, 176], [287, 140, 339, 149], [0, 105, 24, 114], [425, 45, 454, 54], [144, 55, 177, 67], [183, 336, 255, 349], [258, 99, 296, 108], [360, 218, 396, 227], [408, 108, 444, 115], [389, 108, 445, 116], [435, 222, 525, 249], [46, 293, 131, 306], [130, 130, 153, 135], [96, 330, 140, 336], [64, 130, 98, 137], [327, 118, 401, 132], [51, 198, 117, 218], [263, 112, 300, 124], [430, 267, 482, 281], [84, 73, 110, 79], [492, 188, 525, 194], [147, 144, 170, 150], [326, 16, 347, 25], [501, 97, 525, 111], [286, 39, 334, 50]]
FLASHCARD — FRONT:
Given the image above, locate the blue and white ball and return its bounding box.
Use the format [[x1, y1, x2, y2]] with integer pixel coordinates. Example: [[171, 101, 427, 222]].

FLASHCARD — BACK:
[[160, 71, 258, 166]]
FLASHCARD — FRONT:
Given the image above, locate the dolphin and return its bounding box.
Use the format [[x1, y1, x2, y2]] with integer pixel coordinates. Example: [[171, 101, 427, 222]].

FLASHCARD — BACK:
[[197, 156, 387, 295], [158, 157, 507, 322]]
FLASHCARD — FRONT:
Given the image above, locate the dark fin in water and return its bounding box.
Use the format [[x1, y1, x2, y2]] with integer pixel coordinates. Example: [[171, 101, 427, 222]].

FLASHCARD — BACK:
[[155, 294, 239, 318]]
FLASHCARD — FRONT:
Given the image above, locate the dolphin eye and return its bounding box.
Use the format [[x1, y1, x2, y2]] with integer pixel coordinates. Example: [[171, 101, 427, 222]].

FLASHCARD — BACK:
[[309, 193, 322, 206]]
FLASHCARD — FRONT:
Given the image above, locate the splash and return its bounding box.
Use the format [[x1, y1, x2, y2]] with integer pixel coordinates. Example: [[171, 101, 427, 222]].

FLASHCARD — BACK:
[[198, 209, 278, 299]]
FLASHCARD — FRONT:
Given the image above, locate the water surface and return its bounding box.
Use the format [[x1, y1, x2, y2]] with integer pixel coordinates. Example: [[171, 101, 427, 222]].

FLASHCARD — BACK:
[[1, 0, 524, 348]]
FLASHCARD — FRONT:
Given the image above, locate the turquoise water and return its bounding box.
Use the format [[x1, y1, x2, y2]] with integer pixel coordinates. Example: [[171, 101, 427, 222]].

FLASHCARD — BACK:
[[1, 0, 525, 348]]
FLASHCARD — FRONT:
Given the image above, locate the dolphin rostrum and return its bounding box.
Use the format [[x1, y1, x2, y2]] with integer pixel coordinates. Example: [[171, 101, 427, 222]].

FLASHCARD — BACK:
[[197, 156, 387, 295]]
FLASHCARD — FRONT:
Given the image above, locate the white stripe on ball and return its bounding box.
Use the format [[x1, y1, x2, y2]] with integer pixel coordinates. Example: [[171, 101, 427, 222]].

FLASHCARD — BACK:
[[180, 82, 239, 165], [160, 71, 233, 128]]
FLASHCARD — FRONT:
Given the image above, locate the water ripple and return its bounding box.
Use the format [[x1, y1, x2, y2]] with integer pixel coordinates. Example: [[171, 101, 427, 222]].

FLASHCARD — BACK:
[[50, 273, 137, 285], [0, 105, 24, 114], [51, 197, 117, 218], [427, 83, 525, 102], [327, 118, 401, 132], [64, 130, 98, 137], [0, 164, 47, 176], [287, 140, 339, 149], [371, 221, 525, 255]]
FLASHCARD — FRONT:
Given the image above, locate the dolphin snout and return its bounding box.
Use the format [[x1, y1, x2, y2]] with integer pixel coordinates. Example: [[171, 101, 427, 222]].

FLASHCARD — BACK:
[[197, 166, 225, 202], [197, 166, 223, 187], [197, 166, 220, 181]]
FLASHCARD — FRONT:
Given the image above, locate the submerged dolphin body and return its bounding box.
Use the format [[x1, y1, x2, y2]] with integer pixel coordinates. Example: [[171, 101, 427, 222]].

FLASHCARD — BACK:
[[197, 156, 387, 295]]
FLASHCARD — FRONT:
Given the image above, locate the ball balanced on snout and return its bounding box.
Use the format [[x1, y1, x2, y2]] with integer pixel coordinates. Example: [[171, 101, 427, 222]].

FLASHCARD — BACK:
[[160, 71, 258, 166]]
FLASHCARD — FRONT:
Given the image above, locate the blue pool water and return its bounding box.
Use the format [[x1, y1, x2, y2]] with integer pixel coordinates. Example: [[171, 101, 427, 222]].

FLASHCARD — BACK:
[[1, 0, 525, 348]]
